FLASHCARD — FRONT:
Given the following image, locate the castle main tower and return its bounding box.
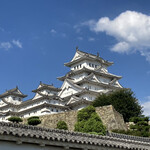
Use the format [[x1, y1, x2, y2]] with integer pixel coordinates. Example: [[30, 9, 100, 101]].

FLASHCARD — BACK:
[[58, 48, 123, 110]]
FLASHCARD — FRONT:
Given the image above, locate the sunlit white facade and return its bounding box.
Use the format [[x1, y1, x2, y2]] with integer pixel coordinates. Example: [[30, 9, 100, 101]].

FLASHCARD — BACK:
[[0, 48, 122, 121]]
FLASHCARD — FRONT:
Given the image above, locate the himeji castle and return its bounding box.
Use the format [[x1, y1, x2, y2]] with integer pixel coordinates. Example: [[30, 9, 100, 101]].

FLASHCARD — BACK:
[[0, 48, 123, 121]]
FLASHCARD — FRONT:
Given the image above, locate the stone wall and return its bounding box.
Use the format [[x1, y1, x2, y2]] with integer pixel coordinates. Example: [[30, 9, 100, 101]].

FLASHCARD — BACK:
[[37, 105, 127, 131]]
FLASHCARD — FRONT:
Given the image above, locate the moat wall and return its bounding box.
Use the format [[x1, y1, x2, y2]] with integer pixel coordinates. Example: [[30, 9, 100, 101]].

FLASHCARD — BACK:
[[36, 105, 127, 131]]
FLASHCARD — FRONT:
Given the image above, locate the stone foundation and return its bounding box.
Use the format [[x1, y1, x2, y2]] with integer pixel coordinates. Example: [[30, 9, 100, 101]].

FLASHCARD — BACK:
[[34, 105, 127, 131]]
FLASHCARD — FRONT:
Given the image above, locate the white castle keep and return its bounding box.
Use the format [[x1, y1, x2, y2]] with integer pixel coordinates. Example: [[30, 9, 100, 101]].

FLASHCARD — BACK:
[[0, 48, 123, 121]]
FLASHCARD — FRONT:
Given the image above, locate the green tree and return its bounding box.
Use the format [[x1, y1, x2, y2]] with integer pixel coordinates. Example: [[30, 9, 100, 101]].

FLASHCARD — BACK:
[[8, 116, 23, 123], [92, 89, 142, 122], [129, 117, 150, 137], [74, 106, 106, 135], [112, 116, 150, 137], [56, 121, 68, 130], [27, 116, 41, 126]]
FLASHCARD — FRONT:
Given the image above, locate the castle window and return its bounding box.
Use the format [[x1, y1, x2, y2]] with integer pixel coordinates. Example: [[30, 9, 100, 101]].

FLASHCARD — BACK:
[[88, 85, 91, 89], [95, 65, 97, 68], [89, 96, 93, 100], [74, 66, 76, 70], [13, 97, 15, 100], [80, 64, 82, 68], [19, 98, 21, 101], [51, 109, 53, 112], [92, 64, 94, 68], [89, 63, 91, 67]]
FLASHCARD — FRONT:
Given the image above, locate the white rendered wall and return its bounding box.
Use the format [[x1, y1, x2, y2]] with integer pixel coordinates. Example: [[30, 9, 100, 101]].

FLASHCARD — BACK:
[[80, 93, 97, 101], [72, 103, 89, 110], [70, 60, 108, 72], [81, 83, 105, 92], [3, 96, 22, 105], [0, 100, 7, 107], [97, 76, 111, 84], [71, 72, 88, 81], [59, 81, 81, 98]]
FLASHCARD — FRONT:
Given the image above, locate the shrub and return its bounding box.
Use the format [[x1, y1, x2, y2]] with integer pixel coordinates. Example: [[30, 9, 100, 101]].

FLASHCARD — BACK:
[[56, 121, 68, 130], [27, 116, 41, 126], [77, 105, 95, 121], [27, 116, 39, 121], [8, 116, 23, 123], [74, 106, 106, 135], [28, 118, 41, 126]]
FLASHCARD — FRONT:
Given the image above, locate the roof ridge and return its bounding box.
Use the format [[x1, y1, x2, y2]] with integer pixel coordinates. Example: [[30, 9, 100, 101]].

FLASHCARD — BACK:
[[0, 121, 149, 146]]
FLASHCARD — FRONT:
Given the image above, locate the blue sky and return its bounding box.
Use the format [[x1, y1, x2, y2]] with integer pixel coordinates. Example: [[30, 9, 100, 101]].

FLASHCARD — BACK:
[[0, 0, 150, 116]]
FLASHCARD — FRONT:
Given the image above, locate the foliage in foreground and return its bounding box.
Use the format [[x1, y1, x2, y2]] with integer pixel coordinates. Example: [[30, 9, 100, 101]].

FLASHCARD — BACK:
[[112, 117, 150, 137], [74, 105, 106, 135], [8, 116, 23, 123], [56, 121, 68, 130], [92, 89, 142, 122], [27, 116, 41, 126]]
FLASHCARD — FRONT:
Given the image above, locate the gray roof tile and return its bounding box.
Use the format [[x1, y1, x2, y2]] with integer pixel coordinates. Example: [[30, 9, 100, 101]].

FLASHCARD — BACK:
[[0, 122, 149, 149]]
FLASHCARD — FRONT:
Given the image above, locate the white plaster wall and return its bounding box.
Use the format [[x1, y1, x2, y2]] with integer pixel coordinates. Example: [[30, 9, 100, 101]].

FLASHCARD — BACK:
[[81, 83, 104, 92], [22, 105, 64, 118], [71, 72, 88, 81], [70, 60, 86, 70], [80, 93, 97, 101], [40, 89, 57, 96], [97, 76, 111, 84], [4, 96, 22, 105], [84, 60, 102, 70], [60, 81, 80, 98], [32, 93, 42, 100], [0, 100, 7, 107], [71, 60, 103, 71], [72, 103, 88, 110], [18, 99, 53, 112]]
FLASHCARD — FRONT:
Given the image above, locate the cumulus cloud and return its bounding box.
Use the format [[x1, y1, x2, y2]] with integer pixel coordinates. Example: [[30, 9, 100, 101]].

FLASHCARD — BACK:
[[142, 96, 150, 116], [85, 10, 150, 61], [0, 40, 22, 51], [50, 29, 57, 34], [12, 40, 22, 48], [77, 37, 83, 41], [0, 42, 12, 50], [88, 37, 95, 41]]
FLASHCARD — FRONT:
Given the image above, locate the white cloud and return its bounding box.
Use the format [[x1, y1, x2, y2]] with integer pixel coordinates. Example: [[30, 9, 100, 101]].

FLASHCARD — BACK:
[[50, 29, 57, 33], [0, 42, 12, 50], [77, 37, 83, 41], [88, 37, 95, 41], [85, 10, 150, 61], [73, 25, 81, 33], [61, 33, 66, 38], [142, 96, 150, 116], [111, 42, 131, 53], [147, 70, 150, 75], [12, 40, 22, 48], [0, 27, 5, 32]]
